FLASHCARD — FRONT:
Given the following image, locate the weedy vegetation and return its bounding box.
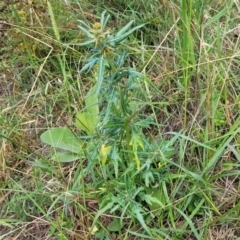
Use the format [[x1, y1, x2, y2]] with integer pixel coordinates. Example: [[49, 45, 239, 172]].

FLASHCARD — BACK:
[[0, 0, 240, 239]]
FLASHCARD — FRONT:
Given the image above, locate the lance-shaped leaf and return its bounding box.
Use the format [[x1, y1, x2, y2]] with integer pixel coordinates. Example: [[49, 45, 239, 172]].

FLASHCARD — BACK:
[[77, 19, 91, 29], [96, 56, 106, 95], [71, 39, 95, 47], [78, 25, 94, 38], [79, 57, 99, 73], [109, 23, 145, 45], [100, 144, 112, 165], [100, 11, 111, 30], [134, 206, 152, 236], [115, 20, 134, 38], [130, 132, 144, 170]]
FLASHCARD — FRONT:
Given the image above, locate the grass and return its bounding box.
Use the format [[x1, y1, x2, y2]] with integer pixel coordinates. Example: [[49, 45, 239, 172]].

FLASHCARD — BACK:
[[1, 0, 240, 239]]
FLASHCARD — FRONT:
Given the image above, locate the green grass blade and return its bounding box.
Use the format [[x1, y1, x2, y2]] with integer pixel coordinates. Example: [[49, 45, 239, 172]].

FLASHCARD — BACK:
[[175, 207, 201, 240]]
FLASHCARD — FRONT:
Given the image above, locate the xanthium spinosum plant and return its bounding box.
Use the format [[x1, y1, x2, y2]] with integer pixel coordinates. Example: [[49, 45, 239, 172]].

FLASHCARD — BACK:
[[41, 11, 176, 235]]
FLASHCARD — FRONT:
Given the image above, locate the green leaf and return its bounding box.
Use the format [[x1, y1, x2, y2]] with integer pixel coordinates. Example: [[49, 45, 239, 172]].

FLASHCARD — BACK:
[[78, 25, 94, 38], [134, 207, 152, 236], [136, 116, 154, 128], [130, 132, 144, 150], [175, 207, 201, 240], [111, 147, 121, 178], [202, 132, 237, 176], [85, 84, 99, 115], [77, 19, 91, 29], [76, 111, 96, 135], [115, 20, 134, 37], [145, 187, 165, 210], [143, 171, 154, 187], [79, 58, 99, 73], [40, 127, 80, 153], [76, 85, 99, 134], [96, 56, 105, 95], [107, 218, 123, 232], [73, 39, 95, 47], [91, 202, 114, 234], [100, 11, 110, 29], [109, 24, 145, 45], [143, 191, 164, 211], [127, 230, 159, 240], [130, 132, 144, 170], [100, 144, 112, 165], [204, 7, 228, 27], [54, 151, 80, 162]]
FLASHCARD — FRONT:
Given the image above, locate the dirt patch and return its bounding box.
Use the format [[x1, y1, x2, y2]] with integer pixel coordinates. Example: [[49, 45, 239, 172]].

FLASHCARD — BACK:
[[0, 220, 58, 240], [0, 73, 14, 98]]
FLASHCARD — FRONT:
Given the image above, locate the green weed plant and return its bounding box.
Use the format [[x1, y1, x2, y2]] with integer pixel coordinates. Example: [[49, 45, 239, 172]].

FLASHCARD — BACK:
[[40, 11, 176, 236]]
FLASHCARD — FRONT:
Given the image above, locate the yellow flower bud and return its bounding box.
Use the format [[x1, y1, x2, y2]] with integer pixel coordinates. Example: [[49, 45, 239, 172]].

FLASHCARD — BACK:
[[92, 22, 101, 30]]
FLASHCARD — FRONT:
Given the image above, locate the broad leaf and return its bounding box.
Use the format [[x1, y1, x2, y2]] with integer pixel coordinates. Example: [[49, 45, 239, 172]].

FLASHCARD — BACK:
[[76, 85, 99, 135], [76, 112, 96, 135], [145, 187, 165, 211], [40, 127, 80, 153], [54, 151, 80, 162], [85, 84, 99, 115], [107, 218, 123, 232]]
